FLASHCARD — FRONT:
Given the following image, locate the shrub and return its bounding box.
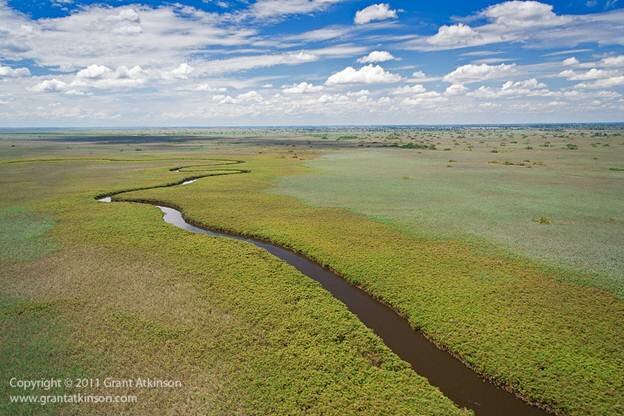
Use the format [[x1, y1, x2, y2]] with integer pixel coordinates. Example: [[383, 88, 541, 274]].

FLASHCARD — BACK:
[[535, 216, 552, 225]]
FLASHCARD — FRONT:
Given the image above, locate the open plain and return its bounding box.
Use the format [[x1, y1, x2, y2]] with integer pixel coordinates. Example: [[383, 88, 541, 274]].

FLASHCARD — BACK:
[[1, 126, 623, 416]]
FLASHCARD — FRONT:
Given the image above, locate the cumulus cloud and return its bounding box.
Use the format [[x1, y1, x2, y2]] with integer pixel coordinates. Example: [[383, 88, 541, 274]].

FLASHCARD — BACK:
[[325, 64, 401, 85], [282, 82, 324, 94], [0, 4, 255, 69], [392, 84, 426, 95], [401, 91, 444, 106], [566, 65, 624, 88], [469, 79, 553, 98], [30, 64, 148, 94], [0, 65, 30, 78], [427, 24, 482, 47], [358, 50, 395, 63], [30, 79, 68, 93], [481, 1, 569, 28], [575, 76, 624, 89], [443, 63, 516, 84], [354, 3, 397, 25], [408, 70, 439, 83], [212, 90, 264, 104], [76, 64, 113, 79], [601, 55, 624, 67], [559, 68, 620, 81], [562, 57, 579, 66], [401, 1, 624, 51], [445, 84, 468, 96], [2, 0, 623, 125], [75, 64, 148, 83], [167, 63, 194, 80]]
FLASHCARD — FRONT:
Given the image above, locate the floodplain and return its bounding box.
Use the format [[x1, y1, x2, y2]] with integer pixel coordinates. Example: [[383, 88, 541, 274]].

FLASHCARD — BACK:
[[1, 126, 623, 416]]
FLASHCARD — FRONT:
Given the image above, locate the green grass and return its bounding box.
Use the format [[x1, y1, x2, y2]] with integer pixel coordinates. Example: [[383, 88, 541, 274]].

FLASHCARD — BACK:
[[121, 151, 623, 415], [0, 296, 86, 416], [276, 148, 624, 297], [0, 150, 467, 415], [1, 131, 623, 415], [0, 207, 56, 264]]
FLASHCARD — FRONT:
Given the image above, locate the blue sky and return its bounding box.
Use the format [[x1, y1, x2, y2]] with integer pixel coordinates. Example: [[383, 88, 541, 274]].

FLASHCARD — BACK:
[[0, 0, 623, 126]]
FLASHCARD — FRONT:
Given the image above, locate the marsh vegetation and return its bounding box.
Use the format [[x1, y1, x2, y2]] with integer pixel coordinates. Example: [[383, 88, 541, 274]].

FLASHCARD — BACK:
[[1, 125, 623, 416]]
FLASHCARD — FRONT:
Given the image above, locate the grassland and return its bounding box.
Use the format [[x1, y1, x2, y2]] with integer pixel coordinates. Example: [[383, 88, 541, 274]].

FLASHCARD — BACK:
[[0, 143, 468, 415], [276, 130, 624, 297], [1, 127, 623, 416]]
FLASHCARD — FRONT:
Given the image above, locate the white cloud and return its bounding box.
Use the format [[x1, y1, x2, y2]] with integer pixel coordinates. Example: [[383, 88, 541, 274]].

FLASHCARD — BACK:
[[238, 90, 263, 102], [212, 90, 264, 105], [354, 3, 397, 25], [2, 0, 623, 126], [401, 91, 444, 106], [193, 51, 322, 76], [445, 84, 468, 96], [0, 4, 256, 69], [347, 89, 369, 97], [443, 63, 516, 84], [427, 24, 482, 47], [576, 76, 624, 89], [282, 82, 324, 94], [168, 63, 194, 80], [286, 26, 350, 42], [30, 64, 148, 94], [601, 55, 624, 67], [193, 83, 227, 92], [358, 50, 395, 63], [392, 84, 426, 95], [115, 65, 147, 79], [407, 70, 440, 83], [559, 68, 620, 81], [79, 77, 145, 89], [471, 57, 515, 65], [76, 64, 112, 79], [481, 1, 569, 28], [325, 64, 401, 85], [248, 0, 344, 20], [30, 79, 68, 93], [401, 1, 624, 51], [106, 8, 140, 23], [469, 79, 553, 98], [0, 65, 30, 78]]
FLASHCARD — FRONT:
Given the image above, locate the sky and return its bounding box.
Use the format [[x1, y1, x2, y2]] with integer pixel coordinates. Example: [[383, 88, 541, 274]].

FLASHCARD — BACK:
[[0, 0, 623, 126]]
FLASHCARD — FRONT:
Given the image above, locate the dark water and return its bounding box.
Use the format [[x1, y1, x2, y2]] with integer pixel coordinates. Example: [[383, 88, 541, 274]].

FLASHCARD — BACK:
[[143, 204, 549, 416]]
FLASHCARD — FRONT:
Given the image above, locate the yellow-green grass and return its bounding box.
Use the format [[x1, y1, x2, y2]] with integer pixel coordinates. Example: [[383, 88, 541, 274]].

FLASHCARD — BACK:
[[119, 152, 624, 415], [0, 151, 467, 415], [276, 140, 624, 298]]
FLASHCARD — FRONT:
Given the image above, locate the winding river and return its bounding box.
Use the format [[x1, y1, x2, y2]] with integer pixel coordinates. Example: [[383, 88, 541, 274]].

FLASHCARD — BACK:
[[97, 160, 550, 416]]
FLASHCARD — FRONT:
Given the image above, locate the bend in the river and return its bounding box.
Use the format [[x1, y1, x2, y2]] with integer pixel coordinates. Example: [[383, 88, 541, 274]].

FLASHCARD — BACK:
[[96, 158, 551, 416]]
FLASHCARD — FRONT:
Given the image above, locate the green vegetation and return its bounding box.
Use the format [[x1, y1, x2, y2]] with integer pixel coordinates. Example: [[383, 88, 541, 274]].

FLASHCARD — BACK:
[[535, 216, 552, 225], [0, 296, 86, 416], [124, 156, 623, 415], [0, 207, 57, 264], [1, 127, 623, 416], [0, 148, 467, 415], [277, 146, 624, 297]]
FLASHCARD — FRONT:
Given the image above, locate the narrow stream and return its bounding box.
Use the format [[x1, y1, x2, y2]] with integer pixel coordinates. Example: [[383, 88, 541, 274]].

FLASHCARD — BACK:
[[97, 184, 550, 416]]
